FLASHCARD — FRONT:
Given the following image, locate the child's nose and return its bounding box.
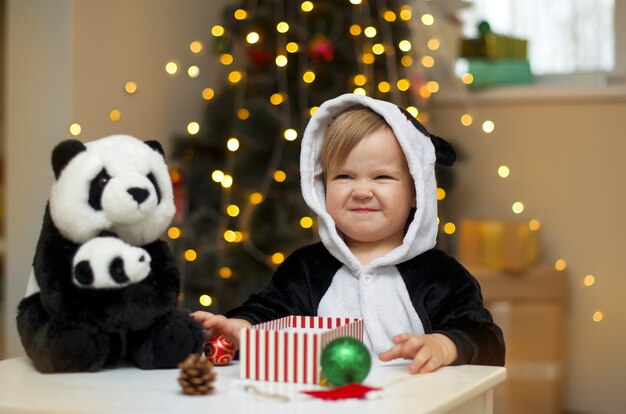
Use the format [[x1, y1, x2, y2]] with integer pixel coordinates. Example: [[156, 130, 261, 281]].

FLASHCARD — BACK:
[[352, 183, 373, 199]]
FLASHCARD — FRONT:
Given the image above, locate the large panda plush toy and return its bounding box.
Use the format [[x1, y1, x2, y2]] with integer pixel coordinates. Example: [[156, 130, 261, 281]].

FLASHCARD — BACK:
[[16, 134, 204, 373]]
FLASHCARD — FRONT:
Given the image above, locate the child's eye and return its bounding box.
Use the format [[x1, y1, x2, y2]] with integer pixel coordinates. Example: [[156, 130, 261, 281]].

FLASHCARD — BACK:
[[375, 175, 395, 180], [334, 174, 352, 180]]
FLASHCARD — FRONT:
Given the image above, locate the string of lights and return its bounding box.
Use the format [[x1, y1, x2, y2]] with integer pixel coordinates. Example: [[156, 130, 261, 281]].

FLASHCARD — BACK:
[[65, 0, 601, 322]]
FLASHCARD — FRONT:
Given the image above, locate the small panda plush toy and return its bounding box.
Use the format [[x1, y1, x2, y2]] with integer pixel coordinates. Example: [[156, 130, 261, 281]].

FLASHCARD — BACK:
[[16, 135, 204, 373]]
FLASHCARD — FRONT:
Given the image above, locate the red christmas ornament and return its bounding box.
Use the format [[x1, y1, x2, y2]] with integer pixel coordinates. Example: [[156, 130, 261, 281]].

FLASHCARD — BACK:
[[308, 35, 334, 62], [245, 47, 274, 66], [204, 335, 236, 366]]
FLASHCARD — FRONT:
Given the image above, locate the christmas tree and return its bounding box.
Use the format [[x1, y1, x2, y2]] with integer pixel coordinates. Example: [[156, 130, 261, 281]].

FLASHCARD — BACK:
[[170, 0, 454, 312]]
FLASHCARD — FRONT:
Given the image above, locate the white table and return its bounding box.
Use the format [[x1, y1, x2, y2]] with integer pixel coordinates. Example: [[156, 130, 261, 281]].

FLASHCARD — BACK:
[[0, 357, 505, 414]]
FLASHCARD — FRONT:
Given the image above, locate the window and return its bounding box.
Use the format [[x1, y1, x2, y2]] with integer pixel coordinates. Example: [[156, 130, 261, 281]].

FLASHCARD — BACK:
[[459, 0, 615, 76]]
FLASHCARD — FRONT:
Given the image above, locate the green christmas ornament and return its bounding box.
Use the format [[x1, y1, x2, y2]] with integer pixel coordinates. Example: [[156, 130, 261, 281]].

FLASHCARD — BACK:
[[320, 337, 371, 386]]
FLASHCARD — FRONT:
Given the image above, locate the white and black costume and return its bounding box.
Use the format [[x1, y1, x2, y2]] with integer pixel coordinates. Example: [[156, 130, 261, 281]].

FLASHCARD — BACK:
[[226, 94, 505, 366]]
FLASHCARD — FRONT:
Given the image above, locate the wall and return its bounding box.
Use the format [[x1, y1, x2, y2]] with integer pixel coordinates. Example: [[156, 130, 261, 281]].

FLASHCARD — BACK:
[[4, 0, 73, 359], [70, 1, 230, 152], [431, 90, 626, 414], [3, 0, 228, 359]]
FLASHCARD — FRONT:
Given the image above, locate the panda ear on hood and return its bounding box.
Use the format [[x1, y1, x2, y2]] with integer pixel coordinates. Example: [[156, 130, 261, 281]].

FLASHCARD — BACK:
[[144, 140, 165, 158], [52, 140, 87, 179], [429, 134, 456, 167], [397, 106, 457, 167]]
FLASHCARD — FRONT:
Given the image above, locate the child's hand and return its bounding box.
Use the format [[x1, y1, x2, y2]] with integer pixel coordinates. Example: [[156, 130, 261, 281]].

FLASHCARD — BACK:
[[190, 311, 252, 346], [378, 333, 458, 374]]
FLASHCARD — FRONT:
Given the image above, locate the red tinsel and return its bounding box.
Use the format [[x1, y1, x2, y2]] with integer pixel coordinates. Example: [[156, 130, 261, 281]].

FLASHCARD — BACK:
[[301, 383, 381, 400]]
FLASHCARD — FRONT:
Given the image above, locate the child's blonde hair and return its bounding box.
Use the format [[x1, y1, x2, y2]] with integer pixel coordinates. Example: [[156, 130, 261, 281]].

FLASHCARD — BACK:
[[320, 105, 391, 175]]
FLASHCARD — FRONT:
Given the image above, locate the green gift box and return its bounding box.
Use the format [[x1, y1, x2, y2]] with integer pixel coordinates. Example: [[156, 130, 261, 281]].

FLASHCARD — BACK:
[[465, 58, 533, 89]]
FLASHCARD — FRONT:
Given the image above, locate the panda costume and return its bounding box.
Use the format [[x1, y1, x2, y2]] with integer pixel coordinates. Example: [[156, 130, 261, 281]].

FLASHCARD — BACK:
[[225, 94, 505, 366], [17, 135, 203, 373]]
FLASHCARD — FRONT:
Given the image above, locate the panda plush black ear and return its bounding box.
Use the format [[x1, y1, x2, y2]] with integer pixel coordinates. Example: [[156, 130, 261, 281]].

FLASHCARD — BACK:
[[52, 140, 87, 179], [144, 140, 165, 157], [98, 230, 119, 238]]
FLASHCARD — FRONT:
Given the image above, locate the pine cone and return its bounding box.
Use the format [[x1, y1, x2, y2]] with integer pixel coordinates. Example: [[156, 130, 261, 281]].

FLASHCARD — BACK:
[[178, 353, 217, 395]]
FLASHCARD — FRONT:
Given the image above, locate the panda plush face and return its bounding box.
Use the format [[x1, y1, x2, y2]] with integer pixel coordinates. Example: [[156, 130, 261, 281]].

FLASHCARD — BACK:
[[72, 236, 152, 289], [49, 135, 175, 246]]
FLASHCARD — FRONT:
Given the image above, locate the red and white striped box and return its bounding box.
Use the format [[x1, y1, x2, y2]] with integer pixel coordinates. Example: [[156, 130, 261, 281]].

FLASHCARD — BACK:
[[239, 315, 364, 384]]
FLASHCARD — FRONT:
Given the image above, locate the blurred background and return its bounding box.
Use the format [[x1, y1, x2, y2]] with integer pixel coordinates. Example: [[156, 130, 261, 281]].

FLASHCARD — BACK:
[[1, 1, 625, 413]]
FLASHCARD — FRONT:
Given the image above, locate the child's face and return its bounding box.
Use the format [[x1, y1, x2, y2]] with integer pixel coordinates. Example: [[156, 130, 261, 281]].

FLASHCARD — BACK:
[[325, 127, 415, 251]]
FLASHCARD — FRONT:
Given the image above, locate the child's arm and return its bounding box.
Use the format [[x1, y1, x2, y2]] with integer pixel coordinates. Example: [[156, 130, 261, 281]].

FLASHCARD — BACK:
[[378, 333, 458, 374], [398, 249, 506, 367], [191, 246, 338, 347], [190, 311, 251, 346], [426, 273, 505, 367], [224, 244, 340, 323]]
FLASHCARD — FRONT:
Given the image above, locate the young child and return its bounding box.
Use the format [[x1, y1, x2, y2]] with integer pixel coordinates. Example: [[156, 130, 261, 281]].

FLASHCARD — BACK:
[[193, 94, 505, 373]]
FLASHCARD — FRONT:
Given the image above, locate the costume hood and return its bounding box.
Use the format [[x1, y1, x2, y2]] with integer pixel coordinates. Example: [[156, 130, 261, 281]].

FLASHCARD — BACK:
[[300, 93, 455, 273]]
